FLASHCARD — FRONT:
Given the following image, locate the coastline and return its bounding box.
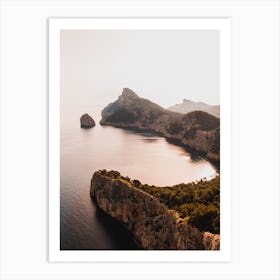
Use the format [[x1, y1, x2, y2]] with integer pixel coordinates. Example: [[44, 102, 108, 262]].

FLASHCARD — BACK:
[[90, 170, 220, 250], [100, 122, 220, 169]]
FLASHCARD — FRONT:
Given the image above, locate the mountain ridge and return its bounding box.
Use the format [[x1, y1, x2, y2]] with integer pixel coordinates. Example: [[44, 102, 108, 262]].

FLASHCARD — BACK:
[[100, 88, 220, 164], [167, 99, 220, 118]]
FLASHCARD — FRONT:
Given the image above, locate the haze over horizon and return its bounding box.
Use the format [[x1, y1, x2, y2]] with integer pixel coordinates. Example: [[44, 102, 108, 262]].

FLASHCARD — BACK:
[[61, 30, 220, 109]]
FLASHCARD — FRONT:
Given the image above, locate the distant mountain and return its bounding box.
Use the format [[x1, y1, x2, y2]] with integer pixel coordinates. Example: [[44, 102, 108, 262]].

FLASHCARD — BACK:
[[167, 99, 220, 118], [100, 88, 220, 163]]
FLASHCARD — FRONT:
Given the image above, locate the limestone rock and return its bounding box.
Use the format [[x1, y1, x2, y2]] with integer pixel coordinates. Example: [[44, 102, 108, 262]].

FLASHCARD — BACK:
[[90, 170, 220, 250], [203, 232, 220, 250], [80, 113, 95, 128]]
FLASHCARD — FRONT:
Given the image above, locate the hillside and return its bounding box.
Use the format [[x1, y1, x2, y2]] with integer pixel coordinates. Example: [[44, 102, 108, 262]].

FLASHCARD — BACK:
[[91, 170, 220, 250], [100, 88, 220, 164]]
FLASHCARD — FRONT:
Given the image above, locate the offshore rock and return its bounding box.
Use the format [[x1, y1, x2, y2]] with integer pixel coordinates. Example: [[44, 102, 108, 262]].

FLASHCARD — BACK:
[[90, 170, 220, 250], [80, 113, 95, 128]]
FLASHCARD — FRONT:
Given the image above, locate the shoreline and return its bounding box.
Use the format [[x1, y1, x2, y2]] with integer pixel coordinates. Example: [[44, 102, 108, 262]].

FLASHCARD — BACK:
[[100, 122, 220, 170]]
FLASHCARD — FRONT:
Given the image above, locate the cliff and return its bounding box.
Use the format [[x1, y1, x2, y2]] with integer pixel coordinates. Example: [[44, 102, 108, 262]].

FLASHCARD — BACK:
[[100, 88, 220, 163], [90, 170, 220, 250], [168, 99, 220, 118]]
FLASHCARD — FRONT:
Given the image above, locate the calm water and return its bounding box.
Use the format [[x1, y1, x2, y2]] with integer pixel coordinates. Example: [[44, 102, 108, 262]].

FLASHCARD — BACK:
[[60, 104, 216, 250]]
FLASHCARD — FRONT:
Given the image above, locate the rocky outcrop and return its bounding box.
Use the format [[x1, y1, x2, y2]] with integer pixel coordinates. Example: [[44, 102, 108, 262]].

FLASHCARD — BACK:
[[90, 170, 220, 250], [203, 232, 220, 250], [168, 99, 220, 118], [100, 88, 220, 164], [80, 113, 95, 128]]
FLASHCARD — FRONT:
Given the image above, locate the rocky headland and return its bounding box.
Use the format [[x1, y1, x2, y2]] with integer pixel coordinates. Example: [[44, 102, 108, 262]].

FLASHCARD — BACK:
[[80, 113, 95, 128], [90, 170, 220, 250], [100, 88, 220, 164]]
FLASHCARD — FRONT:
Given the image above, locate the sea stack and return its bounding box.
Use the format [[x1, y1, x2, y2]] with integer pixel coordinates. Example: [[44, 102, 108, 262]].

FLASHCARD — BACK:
[[80, 113, 95, 128]]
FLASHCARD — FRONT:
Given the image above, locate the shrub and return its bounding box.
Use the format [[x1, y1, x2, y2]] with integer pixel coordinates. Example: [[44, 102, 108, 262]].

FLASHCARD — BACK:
[[106, 108, 136, 123], [135, 176, 220, 234]]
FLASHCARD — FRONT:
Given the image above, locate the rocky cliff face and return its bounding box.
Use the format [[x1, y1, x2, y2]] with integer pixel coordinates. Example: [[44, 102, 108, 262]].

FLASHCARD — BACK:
[[80, 113, 95, 128], [168, 99, 220, 118], [100, 88, 220, 163], [90, 170, 220, 250]]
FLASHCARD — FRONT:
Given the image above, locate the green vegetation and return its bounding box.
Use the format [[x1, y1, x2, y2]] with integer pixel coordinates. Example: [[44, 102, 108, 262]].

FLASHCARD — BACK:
[[167, 120, 183, 134], [134, 176, 220, 234], [99, 170, 220, 234], [208, 129, 220, 154], [106, 108, 137, 123], [183, 127, 197, 140], [182, 111, 219, 131]]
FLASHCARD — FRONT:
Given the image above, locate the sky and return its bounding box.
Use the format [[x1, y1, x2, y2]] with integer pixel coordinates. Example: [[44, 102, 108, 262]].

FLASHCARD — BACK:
[[61, 30, 220, 109]]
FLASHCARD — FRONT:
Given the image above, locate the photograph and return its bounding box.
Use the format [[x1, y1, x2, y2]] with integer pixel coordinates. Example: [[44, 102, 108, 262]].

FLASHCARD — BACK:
[[1, 0, 279, 278], [60, 29, 221, 251]]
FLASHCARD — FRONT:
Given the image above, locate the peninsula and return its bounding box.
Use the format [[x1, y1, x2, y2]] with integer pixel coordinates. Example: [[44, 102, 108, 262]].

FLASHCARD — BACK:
[[100, 88, 220, 164]]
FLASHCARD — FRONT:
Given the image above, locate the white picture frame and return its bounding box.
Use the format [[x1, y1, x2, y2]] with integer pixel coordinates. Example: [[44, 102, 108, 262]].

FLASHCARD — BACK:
[[49, 18, 231, 262], [1, 1, 279, 279]]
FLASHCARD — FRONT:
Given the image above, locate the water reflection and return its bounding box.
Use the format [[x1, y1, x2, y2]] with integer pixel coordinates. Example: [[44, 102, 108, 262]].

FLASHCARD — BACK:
[[60, 104, 217, 249], [140, 138, 159, 143]]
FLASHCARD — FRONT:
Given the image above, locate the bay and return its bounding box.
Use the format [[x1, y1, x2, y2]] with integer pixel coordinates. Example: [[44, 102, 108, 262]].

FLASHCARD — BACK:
[[60, 104, 216, 250]]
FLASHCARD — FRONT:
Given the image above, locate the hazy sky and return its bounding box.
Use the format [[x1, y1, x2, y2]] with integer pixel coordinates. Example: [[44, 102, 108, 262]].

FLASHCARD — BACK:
[[61, 30, 219, 109]]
